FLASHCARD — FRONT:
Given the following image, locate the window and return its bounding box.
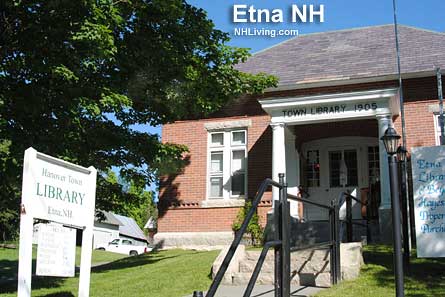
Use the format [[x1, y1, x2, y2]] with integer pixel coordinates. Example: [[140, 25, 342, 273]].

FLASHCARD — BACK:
[[368, 146, 380, 184], [329, 151, 342, 187], [434, 114, 445, 145], [305, 150, 320, 187], [329, 149, 358, 187], [208, 130, 247, 198]]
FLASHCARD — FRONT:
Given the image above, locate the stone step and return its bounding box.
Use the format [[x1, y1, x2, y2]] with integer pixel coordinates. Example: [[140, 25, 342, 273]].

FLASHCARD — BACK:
[[239, 257, 331, 274], [230, 271, 331, 288], [231, 272, 301, 286], [212, 243, 363, 288], [299, 272, 331, 287], [239, 259, 274, 273], [244, 248, 330, 263], [241, 248, 331, 273]]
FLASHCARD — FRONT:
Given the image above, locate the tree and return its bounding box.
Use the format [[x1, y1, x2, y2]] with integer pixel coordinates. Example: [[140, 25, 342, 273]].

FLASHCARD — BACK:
[[0, 0, 276, 240], [104, 171, 156, 229]]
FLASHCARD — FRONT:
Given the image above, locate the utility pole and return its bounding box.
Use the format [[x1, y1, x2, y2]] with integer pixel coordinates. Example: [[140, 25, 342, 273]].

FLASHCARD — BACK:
[[437, 68, 444, 145]]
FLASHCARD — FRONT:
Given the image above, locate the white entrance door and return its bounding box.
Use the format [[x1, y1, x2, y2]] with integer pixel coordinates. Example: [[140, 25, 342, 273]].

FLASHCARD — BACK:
[[326, 148, 361, 220], [302, 137, 377, 220]]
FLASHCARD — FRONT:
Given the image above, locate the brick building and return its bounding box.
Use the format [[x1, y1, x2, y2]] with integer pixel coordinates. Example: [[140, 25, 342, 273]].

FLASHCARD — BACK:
[[155, 25, 445, 248]]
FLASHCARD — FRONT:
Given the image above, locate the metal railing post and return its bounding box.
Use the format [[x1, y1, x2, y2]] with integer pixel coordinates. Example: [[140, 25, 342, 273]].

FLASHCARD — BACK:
[[329, 201, 336, 285], [205, 179, 275, 297], [274, 194, 282, 297], [334, 200, 341, 284], [346, 194, 352, 242], [279, 173, 290, 297]]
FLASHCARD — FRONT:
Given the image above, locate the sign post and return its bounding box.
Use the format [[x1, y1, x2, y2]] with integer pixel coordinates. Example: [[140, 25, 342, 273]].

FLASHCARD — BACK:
[[17, 147, 97, 297], [411, 145, 445, 257]]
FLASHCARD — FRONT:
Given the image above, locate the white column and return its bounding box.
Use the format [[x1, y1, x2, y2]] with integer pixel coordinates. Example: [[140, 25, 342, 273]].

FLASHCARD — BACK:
[[377, 115, 392, 209], [271, 122, 286, 202], [285, 127, 300, 218]]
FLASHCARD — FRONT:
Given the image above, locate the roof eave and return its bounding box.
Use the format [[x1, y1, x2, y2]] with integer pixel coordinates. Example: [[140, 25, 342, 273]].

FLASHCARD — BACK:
[[263, 70, 438, 93]]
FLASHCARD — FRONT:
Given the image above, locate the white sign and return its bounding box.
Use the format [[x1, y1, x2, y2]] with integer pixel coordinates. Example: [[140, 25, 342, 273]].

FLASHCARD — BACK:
[[23, 150, 96, 227], [411, 145, 445, 257], [18, 148, 97, 297], [36, 223, 76, 277], [260, 88, 399, 125]]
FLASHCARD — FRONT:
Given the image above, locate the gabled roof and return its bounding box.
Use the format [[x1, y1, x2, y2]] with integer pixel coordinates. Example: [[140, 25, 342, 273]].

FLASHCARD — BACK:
[[96, 210, 123, 226], [113, 213, 147, 242], [237, 25, 445, 86]]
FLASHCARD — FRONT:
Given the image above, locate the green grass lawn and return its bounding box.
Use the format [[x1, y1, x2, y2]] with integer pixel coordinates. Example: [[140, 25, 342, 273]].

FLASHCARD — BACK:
[[0, 245, 127, 284], [0, 247, 219, 297], [3, 243, 444, 296], [315, 245, 445, 297]]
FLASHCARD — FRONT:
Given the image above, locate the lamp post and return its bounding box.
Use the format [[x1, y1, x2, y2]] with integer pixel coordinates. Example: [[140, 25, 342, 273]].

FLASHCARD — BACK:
[[381, 127, 405, 297], [397, 145, 410, 272]]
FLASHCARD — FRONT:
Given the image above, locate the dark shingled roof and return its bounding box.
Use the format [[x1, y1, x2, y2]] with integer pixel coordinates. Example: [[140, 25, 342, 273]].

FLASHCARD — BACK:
[[237, 25, 445, 86]]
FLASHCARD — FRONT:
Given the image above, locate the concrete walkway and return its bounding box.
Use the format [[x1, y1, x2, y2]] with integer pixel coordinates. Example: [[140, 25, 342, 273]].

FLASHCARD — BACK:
[[187, 285, 325, 297]]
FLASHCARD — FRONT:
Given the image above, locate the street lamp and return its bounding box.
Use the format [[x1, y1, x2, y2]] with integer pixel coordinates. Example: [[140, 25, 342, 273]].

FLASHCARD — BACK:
[[397, 145, 410, 272], [381, 127, 401, 154], [396, 146, 407, 162], [381, 128, 405, 297]]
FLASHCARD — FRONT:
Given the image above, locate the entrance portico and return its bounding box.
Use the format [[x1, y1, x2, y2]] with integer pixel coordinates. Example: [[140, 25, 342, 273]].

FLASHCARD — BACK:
[[261, 88, 400, 238]]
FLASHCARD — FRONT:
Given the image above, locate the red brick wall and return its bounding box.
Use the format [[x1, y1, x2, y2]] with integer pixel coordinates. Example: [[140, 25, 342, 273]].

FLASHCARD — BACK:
[[394, 100, 437, 150], [158, 76, 441, 234], [158, 114, 273, 233], [158, 207, 239, 232]]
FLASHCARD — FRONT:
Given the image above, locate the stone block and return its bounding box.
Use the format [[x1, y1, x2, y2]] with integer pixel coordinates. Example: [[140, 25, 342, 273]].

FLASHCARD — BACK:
[[340, 242, 364, 280], [212, 245, 246, 285]]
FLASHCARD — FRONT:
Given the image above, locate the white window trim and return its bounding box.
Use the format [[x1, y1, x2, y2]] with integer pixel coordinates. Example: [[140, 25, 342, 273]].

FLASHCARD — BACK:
[[207, 130, 247, 200], [434, 113, 444, 145]]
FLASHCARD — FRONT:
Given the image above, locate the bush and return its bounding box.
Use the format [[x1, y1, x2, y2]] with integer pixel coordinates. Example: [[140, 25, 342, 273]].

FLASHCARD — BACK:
[[231, 200, 264, 246]]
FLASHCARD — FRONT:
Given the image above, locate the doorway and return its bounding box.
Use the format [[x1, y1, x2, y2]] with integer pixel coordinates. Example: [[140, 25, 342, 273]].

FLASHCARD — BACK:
[[301, 137, 379, 221]]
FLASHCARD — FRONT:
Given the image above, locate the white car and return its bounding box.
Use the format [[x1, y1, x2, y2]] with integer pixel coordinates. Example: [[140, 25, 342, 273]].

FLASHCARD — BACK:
[[97, 238, 152, 256]]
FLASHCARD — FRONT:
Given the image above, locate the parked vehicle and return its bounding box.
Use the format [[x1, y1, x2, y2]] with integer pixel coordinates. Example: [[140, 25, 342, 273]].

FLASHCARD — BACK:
[[97, 238, 152, 256]]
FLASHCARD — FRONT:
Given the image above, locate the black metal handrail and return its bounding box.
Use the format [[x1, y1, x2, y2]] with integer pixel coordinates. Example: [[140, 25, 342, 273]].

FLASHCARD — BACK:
[[243, 240, 281, 297], [290, 241, 333, 252], [340, 191, 370, 242], [206, 178, 281, 297], [197, 175, 341, 297], [287, 193, 333, 210], [343, 191, 364, 205]]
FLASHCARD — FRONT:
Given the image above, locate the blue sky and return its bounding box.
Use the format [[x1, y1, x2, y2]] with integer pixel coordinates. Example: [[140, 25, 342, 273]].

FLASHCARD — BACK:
[[189, 0, 445, 53]]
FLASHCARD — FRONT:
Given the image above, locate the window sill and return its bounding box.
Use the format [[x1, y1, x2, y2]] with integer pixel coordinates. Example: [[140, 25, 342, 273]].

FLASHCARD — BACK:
[[201, 199, 246, 208]]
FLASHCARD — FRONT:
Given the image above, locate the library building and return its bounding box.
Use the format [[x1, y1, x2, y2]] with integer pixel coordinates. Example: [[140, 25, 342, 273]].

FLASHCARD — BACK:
[[155, 25, 445, 248]]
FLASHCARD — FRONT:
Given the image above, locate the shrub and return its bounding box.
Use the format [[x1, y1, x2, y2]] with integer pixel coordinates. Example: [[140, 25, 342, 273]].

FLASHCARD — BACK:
[[231, 200, 264, 246]]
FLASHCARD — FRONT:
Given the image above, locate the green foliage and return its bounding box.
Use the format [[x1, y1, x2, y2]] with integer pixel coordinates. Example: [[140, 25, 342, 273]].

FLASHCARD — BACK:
[[104, 170, 156, 229], [232, 200, 264, 246], [0, 0, 276, 240]]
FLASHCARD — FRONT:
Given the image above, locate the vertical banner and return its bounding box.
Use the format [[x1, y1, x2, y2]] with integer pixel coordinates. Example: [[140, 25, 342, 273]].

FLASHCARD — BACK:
[[411, 145, 445, 257]]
